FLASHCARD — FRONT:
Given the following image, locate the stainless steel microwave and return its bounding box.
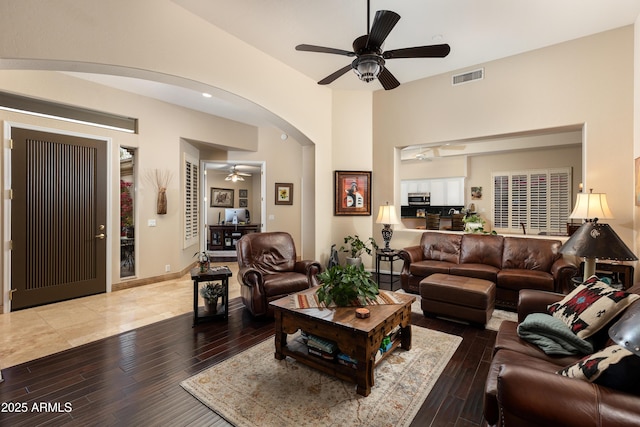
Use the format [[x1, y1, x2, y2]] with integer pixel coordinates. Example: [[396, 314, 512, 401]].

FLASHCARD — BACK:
[[408, 193, 430, 206]]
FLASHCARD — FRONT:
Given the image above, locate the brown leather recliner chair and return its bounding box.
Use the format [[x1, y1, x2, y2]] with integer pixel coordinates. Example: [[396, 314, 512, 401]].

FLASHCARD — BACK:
[[236, 231, 322, 317]]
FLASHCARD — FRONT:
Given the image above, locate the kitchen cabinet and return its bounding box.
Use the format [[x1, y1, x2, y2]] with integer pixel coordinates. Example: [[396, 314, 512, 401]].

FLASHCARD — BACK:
[[401, 177, 464, 206]]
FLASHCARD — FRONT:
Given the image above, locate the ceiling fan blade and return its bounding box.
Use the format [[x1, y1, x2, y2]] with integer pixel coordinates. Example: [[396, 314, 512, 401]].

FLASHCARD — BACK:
[[296, 44, 355, 57], [318, 64, 353, 85], [383, 44, 451, 59], [378, 67, 400, 90], [366, 10, 400, 49]]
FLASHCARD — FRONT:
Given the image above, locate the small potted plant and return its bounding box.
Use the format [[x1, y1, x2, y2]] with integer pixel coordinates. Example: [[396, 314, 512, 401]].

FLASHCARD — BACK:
[[340, 235, 378, 266], [316, 264, 379, 307], [462, 214, 485, 233], [194, 251, 210, 272], [200, 282, 224, 313]]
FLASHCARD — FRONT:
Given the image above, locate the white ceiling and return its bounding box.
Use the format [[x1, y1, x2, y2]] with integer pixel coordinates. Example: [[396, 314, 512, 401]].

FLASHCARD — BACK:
[[70, 1, 640, 130], [174, 0, 640, 91]]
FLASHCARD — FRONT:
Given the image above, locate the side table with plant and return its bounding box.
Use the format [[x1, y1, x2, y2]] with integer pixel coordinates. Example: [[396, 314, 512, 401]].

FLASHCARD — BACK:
[[340, 235, 378, 266]]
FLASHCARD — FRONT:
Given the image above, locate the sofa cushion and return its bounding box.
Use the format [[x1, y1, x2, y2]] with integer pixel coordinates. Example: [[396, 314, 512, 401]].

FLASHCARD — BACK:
[[419, 232, 462, 263], [449, 263, 499, 283], [548, 276, 639, 339], [409, 260, 455, 277], [501, 237, 561, 272], [558, 344, 640, 395], [459, 234, 504, 269], [498, 269, 555, 292]]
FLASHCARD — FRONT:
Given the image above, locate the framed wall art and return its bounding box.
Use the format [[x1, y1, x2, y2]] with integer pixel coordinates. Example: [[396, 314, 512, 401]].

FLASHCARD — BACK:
[[275, 183, 293, 205], [210, 187, 234, 207], [239, 189, 248, 198], [334, 170, 372, 216]]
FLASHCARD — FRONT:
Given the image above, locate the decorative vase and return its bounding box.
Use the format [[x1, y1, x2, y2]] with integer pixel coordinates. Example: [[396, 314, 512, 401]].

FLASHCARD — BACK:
[[346, 257, 362, 267], [157, 187, 167, 215], [204, 297, 218, 314], [199, 261, 209, 273]]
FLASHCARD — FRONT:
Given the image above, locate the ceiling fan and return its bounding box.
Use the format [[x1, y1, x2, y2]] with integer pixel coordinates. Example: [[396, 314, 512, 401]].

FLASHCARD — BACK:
[[225, 165, 251, 182], [295, 0, 450, 90], [415, 144, 465, 160]]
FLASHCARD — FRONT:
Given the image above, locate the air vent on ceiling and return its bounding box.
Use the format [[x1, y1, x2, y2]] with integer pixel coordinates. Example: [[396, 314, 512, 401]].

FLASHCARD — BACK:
[[452, 68, 484, 86]]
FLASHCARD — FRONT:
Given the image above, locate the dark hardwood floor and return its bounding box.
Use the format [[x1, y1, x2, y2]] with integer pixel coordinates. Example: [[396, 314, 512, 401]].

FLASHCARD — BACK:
[[0, 278, 496, 427]]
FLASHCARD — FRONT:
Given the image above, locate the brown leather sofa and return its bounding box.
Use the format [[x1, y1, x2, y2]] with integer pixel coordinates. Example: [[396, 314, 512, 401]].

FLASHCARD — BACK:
[[399, 232, 577, 309], [236, 231, 322, 317], [484, 286, 640, 427]]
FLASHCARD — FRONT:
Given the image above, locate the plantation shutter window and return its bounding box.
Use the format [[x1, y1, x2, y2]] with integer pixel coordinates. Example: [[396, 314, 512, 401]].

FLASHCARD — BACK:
[[184, 153, 199, 248], [492, 168, 571, 235]]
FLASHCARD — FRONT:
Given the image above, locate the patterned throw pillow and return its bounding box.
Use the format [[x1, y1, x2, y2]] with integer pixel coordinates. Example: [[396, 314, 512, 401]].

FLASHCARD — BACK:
[[548, 276, 639, 339], [558, 345, 640, 395]]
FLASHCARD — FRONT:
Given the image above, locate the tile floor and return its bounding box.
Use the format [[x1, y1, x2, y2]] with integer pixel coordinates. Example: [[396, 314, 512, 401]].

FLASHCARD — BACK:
[[0, 262, 241, 370]]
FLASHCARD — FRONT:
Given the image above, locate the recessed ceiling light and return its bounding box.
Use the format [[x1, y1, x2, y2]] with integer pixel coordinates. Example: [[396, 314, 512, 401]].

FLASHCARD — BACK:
[[202, 92, 212, 98], [432, 34, 444, 41]]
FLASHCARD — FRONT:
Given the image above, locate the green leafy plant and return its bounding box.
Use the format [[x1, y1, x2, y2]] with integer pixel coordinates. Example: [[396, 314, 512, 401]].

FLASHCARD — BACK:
[[199, 282, 224, 301], [340, 235, 378, 258], [316, 264, 379, 307], [462, 214, 485, 225]]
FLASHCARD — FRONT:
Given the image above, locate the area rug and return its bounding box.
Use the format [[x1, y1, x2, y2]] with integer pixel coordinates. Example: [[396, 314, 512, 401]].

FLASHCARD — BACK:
[[181, 326, 461, 427], [396, 289, 517, 332]]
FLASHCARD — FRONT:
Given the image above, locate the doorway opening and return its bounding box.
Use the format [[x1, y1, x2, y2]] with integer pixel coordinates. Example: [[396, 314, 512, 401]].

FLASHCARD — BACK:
[[203, 161, 265, 262]]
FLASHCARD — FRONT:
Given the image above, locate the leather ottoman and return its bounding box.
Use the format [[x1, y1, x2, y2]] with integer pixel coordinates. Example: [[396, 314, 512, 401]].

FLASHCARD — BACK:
[[420, 273, 496, 325]]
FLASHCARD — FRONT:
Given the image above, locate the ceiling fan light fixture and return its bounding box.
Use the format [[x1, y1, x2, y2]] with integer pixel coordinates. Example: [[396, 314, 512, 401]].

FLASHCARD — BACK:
[[225, 172, 245, 182], [352, 55, 385, 83]]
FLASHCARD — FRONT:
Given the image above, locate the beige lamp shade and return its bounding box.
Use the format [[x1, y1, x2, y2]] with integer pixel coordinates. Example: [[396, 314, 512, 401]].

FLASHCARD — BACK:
[[376, 204, 400, 225], [569, 191, 613, 220]]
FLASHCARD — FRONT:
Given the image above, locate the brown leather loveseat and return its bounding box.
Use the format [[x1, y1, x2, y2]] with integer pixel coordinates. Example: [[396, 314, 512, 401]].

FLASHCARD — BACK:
[[484, 286, 640, 427], [399, 232, 577, 309], [236, 231, 322, 317]]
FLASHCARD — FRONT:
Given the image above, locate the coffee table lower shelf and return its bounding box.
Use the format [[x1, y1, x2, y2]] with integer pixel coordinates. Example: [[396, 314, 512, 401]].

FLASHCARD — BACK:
[[276, 334, 405, 394]]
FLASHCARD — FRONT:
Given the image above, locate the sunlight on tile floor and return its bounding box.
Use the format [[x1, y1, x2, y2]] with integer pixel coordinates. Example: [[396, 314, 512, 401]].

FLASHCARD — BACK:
[[0, 263, 241, 369]]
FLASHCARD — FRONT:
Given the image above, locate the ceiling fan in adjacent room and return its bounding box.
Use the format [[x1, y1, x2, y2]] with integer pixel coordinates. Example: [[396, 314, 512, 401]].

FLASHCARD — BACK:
[[225, 165, 251, 182], [415, 144, 466, 160], [295, 0, 451, 90]]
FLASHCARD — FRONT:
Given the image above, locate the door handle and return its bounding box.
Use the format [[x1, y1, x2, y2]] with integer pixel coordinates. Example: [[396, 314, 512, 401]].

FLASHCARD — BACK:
[[95, 233, 106, 239]]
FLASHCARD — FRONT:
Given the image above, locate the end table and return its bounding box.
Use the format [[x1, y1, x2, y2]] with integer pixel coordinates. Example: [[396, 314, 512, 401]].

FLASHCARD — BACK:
[[191, 266, 232, 326], [375, 249, 402, 291]]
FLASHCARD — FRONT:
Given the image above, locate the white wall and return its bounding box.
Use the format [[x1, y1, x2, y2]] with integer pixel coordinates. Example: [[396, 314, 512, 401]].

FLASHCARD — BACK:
[[374, 27, 636, 259]]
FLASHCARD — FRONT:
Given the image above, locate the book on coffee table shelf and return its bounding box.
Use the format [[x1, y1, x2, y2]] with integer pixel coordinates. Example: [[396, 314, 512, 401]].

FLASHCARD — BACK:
[[302, 327, 402, 366]]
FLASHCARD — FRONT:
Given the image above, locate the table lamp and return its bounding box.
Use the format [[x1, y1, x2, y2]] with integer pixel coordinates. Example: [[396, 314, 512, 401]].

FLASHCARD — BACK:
[[375, 202, 400, 252], [568, 189, 614, 222], [558, 219, 638, 281]]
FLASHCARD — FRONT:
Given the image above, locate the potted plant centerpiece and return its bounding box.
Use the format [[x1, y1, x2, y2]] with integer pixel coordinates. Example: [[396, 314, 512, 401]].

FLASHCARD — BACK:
[[316, 263, 379, 307], [200, 282, 224, 314], [194, 251, 210, 272], [340, 235, 378, 267], [462, 214, 485, 233]]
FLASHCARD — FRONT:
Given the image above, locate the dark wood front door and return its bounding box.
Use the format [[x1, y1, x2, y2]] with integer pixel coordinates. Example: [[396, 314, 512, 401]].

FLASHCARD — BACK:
[[10, 127, 108, 310]]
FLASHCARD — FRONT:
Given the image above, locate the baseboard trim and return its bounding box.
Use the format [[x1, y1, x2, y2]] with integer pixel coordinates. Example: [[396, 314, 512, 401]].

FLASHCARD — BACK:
[[113, 262, 196, 292]]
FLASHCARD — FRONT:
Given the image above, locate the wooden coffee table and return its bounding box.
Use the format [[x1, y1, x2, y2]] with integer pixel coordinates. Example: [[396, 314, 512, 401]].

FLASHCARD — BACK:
[[269, 289, 415, 396]]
